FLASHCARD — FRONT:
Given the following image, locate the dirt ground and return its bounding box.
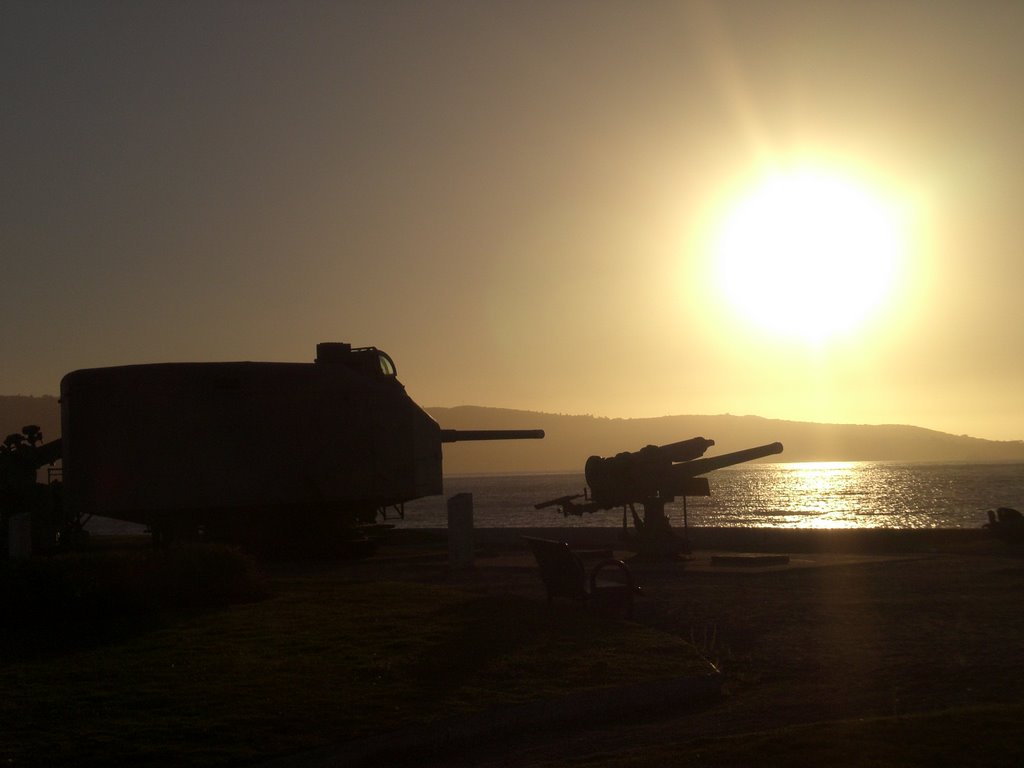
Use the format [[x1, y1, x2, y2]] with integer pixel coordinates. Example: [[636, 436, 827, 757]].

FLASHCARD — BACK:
[[348, 530, 1024, 767]]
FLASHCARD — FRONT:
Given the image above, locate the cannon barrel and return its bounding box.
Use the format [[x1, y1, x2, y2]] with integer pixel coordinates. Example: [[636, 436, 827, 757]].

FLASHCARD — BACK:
[[585, 439, 783, 507], [33, 438, 63, 469], [669, 441, 784, 479], [658, 436, 715, 463], [440, 429, 545, 443], [584, 436, 714, 488]]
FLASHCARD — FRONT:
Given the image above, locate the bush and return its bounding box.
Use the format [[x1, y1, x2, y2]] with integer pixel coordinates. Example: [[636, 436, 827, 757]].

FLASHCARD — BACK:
[[0, 543, 266, 630]]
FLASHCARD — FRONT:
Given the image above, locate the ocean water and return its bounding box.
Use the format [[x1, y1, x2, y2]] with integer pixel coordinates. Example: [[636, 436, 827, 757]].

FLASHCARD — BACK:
[[398, 462, 1024, 530], [85, 461, 1024, 535]]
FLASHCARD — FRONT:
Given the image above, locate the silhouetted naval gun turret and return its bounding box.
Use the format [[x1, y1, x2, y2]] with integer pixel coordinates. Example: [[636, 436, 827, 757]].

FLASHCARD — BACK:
[[536, 438, 783, 559], [57, 342, 543, 554]]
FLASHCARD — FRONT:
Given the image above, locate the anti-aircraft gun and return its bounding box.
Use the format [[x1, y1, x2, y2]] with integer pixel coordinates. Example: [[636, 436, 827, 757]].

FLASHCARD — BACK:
[[536, 437, 783, 558]]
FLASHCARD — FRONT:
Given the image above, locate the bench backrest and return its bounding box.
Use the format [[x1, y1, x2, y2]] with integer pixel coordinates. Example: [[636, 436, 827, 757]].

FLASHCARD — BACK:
[[523, 537, 588, 602]]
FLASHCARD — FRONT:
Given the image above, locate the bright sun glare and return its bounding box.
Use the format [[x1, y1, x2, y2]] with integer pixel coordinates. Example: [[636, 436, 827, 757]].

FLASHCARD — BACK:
[[713, 167, 906, 343]]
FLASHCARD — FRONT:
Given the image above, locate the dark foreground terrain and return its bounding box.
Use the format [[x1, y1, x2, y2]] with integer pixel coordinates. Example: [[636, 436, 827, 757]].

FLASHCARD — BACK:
[[4, 528, 1023, 767], [352, 528, 1024, 767]]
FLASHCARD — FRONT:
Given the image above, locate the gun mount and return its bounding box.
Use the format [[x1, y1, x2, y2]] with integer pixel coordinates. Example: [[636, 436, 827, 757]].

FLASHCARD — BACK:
[[38, 342, 544, 556], [536, 438, 783, 559]]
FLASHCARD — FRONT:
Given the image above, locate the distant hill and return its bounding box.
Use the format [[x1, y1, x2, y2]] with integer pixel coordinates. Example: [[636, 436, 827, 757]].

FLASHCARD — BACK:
[[4, 396, 1023, 474], [0, 396, 60, 444], [429, 406, 1024, 474]]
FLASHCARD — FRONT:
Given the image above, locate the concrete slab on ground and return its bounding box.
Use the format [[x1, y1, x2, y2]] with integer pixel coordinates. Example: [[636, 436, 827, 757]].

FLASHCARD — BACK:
[[466, 548, 927, 575]]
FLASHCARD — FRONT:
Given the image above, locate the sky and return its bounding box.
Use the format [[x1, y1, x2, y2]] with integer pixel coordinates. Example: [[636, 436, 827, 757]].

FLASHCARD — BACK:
[[3, 1, 1023, 441]]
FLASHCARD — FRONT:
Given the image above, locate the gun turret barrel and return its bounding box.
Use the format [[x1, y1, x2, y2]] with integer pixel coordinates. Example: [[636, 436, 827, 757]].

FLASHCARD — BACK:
[[670, 441, 783, 479], [440, 429, 545, 443]]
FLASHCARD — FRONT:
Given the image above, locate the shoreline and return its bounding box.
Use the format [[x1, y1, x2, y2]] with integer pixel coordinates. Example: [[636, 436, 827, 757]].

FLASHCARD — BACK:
[[77, 525, 1004, 557], [391, 525, 1000, 554]]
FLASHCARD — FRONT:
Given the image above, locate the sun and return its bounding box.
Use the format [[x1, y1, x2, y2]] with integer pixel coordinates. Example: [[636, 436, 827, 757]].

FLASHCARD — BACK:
[[712, 167, 906, 344]]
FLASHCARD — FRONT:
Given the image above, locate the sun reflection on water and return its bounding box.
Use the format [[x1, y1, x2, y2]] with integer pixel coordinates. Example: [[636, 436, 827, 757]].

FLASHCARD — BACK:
[[680, 461, 890, 529], [394, 462, 1024, 531], [773, 462, 867, 528]]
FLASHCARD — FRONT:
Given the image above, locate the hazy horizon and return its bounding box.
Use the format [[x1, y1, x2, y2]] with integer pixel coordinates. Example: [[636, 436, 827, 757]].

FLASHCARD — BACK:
[[5, 2, 1023, 442], [5, 394, 1022, 447]]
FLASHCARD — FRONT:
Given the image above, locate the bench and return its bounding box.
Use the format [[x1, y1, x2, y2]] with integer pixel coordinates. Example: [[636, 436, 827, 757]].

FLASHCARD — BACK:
[[523, 536, 640, 619]]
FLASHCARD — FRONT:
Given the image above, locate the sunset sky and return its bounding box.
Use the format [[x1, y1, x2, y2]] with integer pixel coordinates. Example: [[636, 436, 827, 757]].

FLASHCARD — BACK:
[[4, 1, 1023, 441]]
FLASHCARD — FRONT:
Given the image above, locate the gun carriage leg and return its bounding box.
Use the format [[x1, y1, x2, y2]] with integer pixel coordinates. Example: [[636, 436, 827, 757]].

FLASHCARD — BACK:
[[633, 498, 691, 561]]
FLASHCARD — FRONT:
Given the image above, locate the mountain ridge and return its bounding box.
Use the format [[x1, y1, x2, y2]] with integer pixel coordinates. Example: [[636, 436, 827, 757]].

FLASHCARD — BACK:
[[429, 405, 1024, 473], [4, 396, 1022, 474]]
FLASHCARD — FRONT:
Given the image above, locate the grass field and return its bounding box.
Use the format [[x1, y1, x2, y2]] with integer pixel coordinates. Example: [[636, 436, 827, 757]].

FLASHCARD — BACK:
[[5, 532, 1024, 767], [428, 535, 1024, 768], [1, 544, 714, 766], [520, 704, 1024, 768]]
